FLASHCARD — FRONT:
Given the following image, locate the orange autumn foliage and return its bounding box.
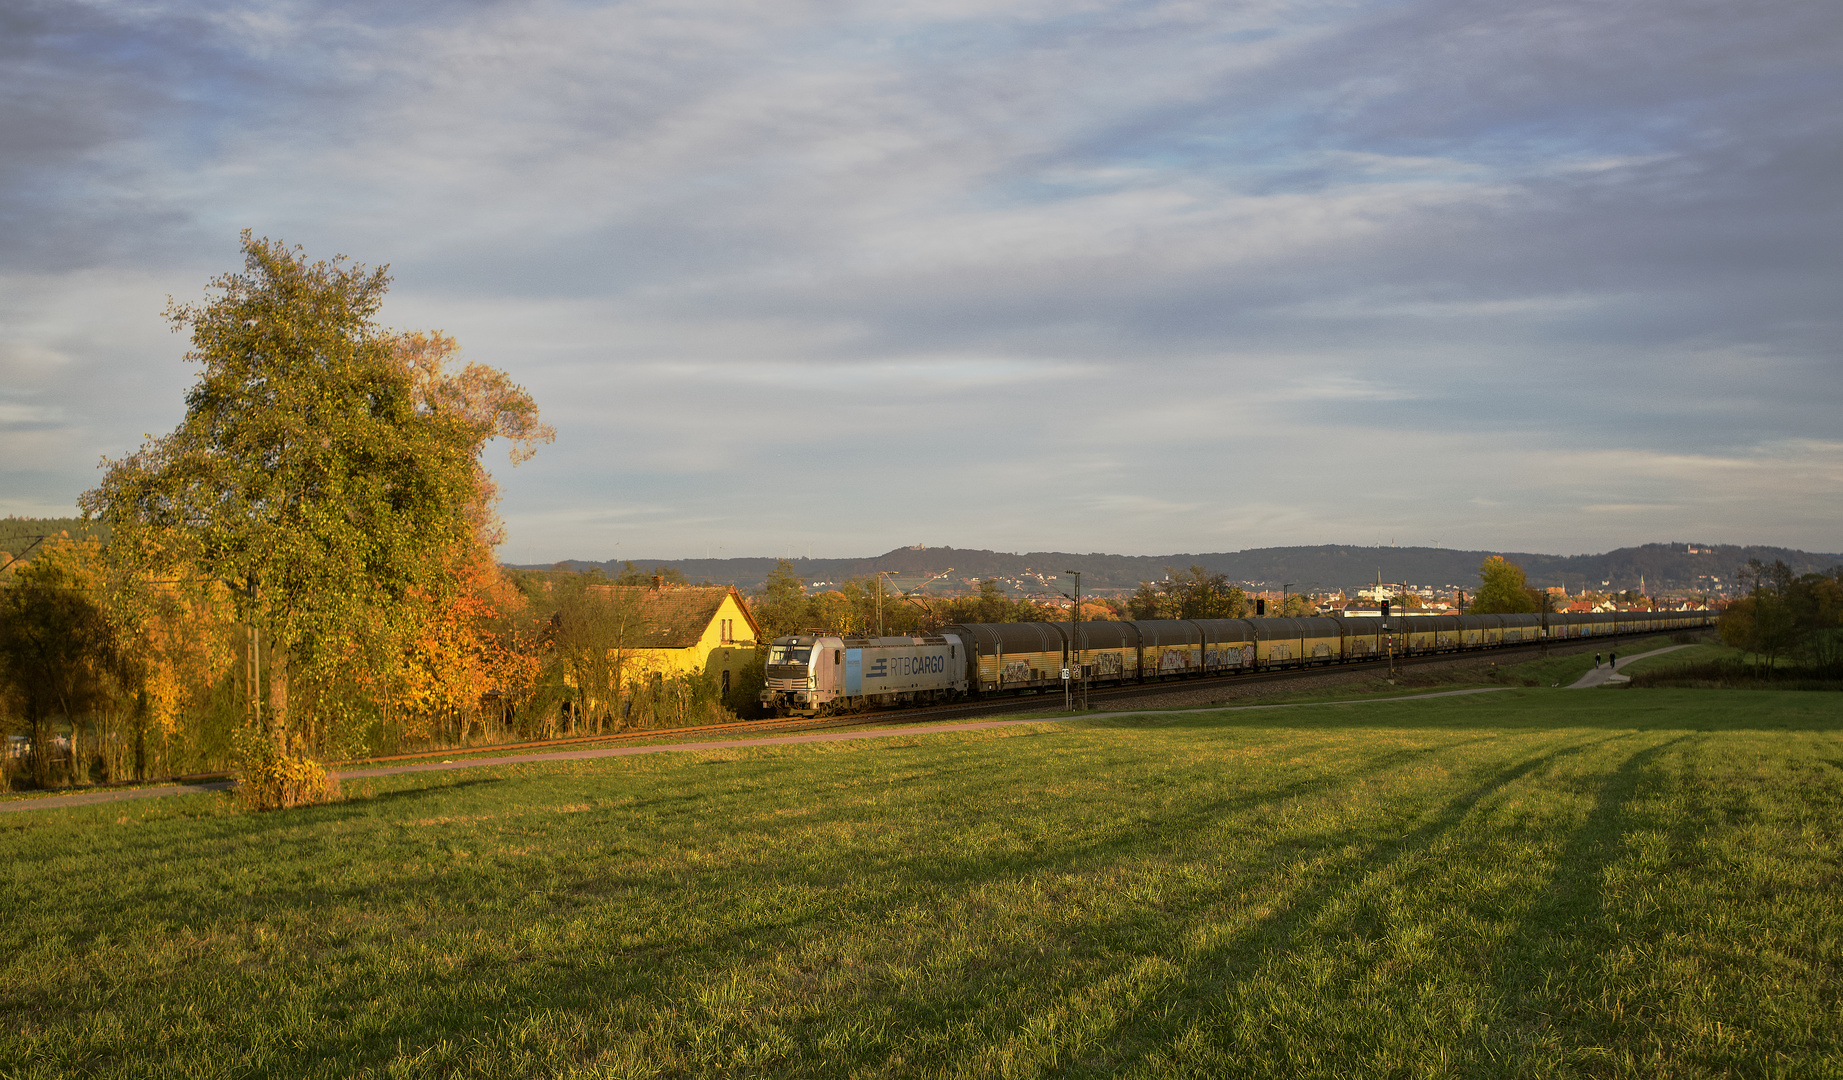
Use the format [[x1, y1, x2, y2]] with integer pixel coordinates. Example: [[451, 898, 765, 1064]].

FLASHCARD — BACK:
[[385, 331, 553, 741]]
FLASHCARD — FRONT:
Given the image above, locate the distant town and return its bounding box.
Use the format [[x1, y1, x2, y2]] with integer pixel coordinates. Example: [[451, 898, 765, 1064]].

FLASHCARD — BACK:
[[877, 572, 1705, 617], [536, 540, 1838, 611]]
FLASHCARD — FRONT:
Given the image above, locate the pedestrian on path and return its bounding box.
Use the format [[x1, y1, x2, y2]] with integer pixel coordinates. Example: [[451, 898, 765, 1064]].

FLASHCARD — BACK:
[[1595, 652, 1602, 668], [1610, 652, 1618, 668]]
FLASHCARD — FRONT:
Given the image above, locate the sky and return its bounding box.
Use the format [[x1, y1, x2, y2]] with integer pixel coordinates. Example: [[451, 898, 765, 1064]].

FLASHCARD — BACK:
[[3, 0, 1839, 564]]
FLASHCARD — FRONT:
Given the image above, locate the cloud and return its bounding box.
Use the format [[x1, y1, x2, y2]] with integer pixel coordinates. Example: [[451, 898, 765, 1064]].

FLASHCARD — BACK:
[[2, 0, 1838, 559]]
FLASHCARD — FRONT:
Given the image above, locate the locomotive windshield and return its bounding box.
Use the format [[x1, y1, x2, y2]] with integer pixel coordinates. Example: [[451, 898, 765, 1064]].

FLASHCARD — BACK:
[[766, 646, 812, 666]]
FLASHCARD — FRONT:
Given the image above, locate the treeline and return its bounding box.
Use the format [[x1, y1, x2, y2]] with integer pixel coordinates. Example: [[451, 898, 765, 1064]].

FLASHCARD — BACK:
[[0, 541, 754, 793], [749, 562, 1117, 640], [1124, 565, 1311, 619], [746, 561, 1324, 640]]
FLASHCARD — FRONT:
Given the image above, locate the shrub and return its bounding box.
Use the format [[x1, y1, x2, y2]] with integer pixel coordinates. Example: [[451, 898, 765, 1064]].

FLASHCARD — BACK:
[[1628, 659, 1843, 691], [232, 732, 341, 810]]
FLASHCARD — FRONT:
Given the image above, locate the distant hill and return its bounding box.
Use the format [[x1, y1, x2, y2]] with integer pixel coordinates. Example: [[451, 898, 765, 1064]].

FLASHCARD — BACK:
[[11, 513, 1829, 597], [530, 541, 1843, 596]]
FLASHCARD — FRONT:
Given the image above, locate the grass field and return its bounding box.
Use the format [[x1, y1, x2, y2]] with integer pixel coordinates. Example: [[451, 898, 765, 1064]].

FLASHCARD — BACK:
[[4, 687, 1840, 1078], [1490, 635, 1684, 688], [1616, 644, 1737, 676]]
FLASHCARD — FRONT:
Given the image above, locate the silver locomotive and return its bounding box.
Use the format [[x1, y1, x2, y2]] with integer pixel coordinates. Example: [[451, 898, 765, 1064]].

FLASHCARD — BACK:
[[762, 633, 968, 716]]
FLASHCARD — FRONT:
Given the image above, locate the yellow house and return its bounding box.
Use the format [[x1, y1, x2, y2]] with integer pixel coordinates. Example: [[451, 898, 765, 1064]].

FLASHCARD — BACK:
[[590, 584, 762, 701]]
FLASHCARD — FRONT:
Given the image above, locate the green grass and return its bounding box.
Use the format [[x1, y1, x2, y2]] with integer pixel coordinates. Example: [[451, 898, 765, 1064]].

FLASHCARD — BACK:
[[4, 689, 1841, 1078], [1617, 642, 1739, 677], [1618, 641, 1838, 683], [1502, 635, 1685, 688]]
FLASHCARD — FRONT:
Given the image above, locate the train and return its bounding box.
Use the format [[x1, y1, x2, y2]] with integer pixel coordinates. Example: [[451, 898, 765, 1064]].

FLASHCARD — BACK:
[[759, 608, 1713, 716]]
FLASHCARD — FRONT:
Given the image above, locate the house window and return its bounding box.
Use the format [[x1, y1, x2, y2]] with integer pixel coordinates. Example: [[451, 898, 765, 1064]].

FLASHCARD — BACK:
[[720, 618, 733, 644]]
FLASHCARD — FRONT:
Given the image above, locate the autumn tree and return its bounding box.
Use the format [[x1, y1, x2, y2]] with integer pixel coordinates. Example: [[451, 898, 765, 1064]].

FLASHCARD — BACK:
[[934, 579, 1050, 625], [525, 572, 631, 735], [804, 578, 925, 636], [0, 541, 133, 788], [81, 233, 550, 770], [752, 560, 810, 639], [128, 568, 240, 778], [393, 549, 537, 746], [612, 562, 690, 587], [386, 330, 551, 747], [1128, 566, 1248, 620], [1275, 593, 1316, 617], [1719, 560, 1842, 676], [1468, 557, 1539, 615], [1794, 568, 1843, 672]]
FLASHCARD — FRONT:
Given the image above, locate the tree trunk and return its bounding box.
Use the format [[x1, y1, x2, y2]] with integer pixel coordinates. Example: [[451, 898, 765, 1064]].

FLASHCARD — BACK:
[[28, 708, 50, 789], [133, 690, 148, 781], [267, 645, 290, 748]]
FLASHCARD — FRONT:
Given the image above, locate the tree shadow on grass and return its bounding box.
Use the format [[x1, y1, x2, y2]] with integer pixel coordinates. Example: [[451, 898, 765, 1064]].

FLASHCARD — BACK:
[[1075, 692, 1843, 734], [205, 731, 1519, 1074], [1467, 734, 1692, 1072], [337, 776, 510, 810], [293, 732, 1627, 1077], [1056, 731, 1641, 1077], [20, 728, 1677, 1079]]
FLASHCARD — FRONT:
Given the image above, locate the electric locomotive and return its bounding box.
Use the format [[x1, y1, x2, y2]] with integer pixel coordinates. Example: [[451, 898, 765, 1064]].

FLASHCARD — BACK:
[[762, 633, 967, 716]]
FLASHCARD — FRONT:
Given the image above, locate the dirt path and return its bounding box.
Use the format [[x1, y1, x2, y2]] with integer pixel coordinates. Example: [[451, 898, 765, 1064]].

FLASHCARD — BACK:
[[1567, 644, 1692, 688]]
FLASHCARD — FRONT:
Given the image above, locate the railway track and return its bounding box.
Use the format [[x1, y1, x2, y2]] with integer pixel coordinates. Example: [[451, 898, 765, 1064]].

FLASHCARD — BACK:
[[328, 628, 1666, 766]]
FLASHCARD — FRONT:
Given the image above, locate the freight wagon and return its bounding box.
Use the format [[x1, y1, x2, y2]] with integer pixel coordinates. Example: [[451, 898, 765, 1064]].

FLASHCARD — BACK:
[[762, 609, 1713, 716]]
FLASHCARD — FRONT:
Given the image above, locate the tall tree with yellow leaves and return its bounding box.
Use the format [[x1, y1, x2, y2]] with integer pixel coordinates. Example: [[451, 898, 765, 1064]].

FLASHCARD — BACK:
[[82, 233, 551, 772]]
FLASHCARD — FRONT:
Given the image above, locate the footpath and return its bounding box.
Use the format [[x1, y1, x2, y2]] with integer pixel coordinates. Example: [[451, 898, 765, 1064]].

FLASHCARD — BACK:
[[1566, 643, 1692, 688], [1, 686, 1518, 816]]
